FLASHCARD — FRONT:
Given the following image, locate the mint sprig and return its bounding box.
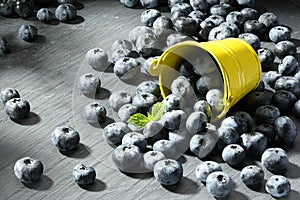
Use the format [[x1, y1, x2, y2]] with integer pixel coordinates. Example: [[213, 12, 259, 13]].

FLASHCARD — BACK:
[[127, 102, 165, 128]]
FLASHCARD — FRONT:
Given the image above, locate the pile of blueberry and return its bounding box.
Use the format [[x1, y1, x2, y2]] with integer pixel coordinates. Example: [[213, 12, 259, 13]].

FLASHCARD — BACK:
[[1, 0, 299, 198], [0, 0, 80, 46]]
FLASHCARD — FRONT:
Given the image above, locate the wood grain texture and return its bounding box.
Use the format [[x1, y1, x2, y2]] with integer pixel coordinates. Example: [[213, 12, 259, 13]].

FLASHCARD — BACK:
[[0, 0, 300, 199]]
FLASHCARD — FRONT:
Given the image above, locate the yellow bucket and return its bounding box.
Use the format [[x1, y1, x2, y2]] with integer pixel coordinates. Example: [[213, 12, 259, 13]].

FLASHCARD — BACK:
[[150, 38, 262, 121]]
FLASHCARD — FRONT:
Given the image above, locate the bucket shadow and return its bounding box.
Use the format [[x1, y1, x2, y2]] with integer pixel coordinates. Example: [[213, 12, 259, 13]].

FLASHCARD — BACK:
[[11, 112, 41, 125], [162, 177, 201, 194], [22, 175, 53, 191], [59, 143, 91, 158], [78, 179, 106, 192]]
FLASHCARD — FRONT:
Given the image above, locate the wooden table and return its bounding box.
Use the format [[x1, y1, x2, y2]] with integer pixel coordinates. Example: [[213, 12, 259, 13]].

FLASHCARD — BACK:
[[1, 0, 299, 199]]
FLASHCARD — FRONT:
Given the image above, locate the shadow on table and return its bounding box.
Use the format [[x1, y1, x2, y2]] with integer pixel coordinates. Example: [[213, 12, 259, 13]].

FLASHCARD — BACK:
[[225, 190, 250, 200], [162, 177, 200, 194], [59, 143, 91, 158], [86, 117, 115, 129], [78, 179, 106, 192], [245, 179, 267, 194], [285, 190, 300, 200], [62, 16, 84, 25], [12, 112, 41, 125], [22, 175, 53, 191], [285, 162, 300, 179], [122, 171, 153, 180], [83, 87, 111, 100], [35, 35, 47, 44]]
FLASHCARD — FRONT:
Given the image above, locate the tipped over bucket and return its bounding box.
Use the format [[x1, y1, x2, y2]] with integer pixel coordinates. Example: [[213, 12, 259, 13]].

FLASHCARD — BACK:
[[150, 38, 262, 121]]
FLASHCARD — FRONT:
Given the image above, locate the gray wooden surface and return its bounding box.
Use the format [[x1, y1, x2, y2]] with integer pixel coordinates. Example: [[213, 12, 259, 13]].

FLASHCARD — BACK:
[[0, 0, 300, 199]]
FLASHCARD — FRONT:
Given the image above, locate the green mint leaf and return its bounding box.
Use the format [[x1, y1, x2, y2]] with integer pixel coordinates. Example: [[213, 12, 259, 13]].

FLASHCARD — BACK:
[[150, 102, 165, 121], [127, 113, 150, 128]]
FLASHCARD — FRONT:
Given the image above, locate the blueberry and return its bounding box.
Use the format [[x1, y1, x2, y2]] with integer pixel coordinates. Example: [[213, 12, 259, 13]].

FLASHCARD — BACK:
[[243, 91, 273, 114], [135, 32, 161, 58], [190, 0, 208, 12], [83, 102, 106, 124], [265, 175, 291, 198], [293, 100, 300, 118], [195, 161, 222, 182], [207, 0, 219, 6], [161, 109, 187, 131], [18, 25, 38, 42], [114, 57, 141, 80], [143, 56, 159, 74], [219, 0, 235, 5], [0, 0, 14, 16], [153, 159, 183, 185], [111, 39, 133, 52], [226, 11, 247, 30], [141, 9, 161, 27], [170, 3, 193, 15], [173, 16, 199, 36], [177, 59, 194, 78], [109, 91, 132, 111], [129, 26, 154, 46], [254, 80, 265, 92], [236, 0, 255, 7], [123, 0, 140, 7], [217, 126, 239, 150], [206, 171, 233, 197], [0, 88, 20, 105], [143, 151, 166, 171], [77, 73, 101, 95], [254, 124, 276, 144], [86, 48, 109, 70], [4, 98, 30, 119], [255, 105, 280, 125], [257, 48, 275, 71], [140, 0, 162, 8], [240, 132, 268, 156], [0, 36, 10, 54], [171, 75, 194, 97], [103, 122, 131, 146], [14, 157, 43, 183], [206, 89, 224, 115], [136, 81, 161, 97], [221, 116, 247, 135], [269, 26, 291, 43], [189, 128, 218, 158], [72, 164, 96, 185], [208, 25, 235, 40], [243, 20, 267, 39], [153, 139, 176, 158], [112, 48, 132, 63], [143, 121, 168, 144], [194, 100, 212, 121], [186, 111, 208, 134], [261, 147, 289, 174], [52, 125, 80, 151], [238, 33, 261, 50], [14, 0, 34, 18], [36, 8, 54, 22], [168, 0, 188, 9], [274, 40, 296, 59], [207, 15, 225, 26], [168, 129, 190, 154], [199, 19, 217, 40], [55, 3, 77, 22], [112, 144, 142, 172], [278, 55, 298, 76], [272, 90, 297, 115], [274, 116, 297, 144], [219, 22, 240, 36], [162, 93, 185, 112], [188, 10, 206, 25], [210, 4, 230, 17], [263, 71, 282, 88], [152, 16, 173, 37], [240, 165, 264, 186], [274, 76, 300, 97], [193, 54, 217, 76], [241, 7, 259, 20], [132, 92, 158, 114], [222, 144, 246, 166], [258, 12, 279, 29], [233, 111, 253, 132], [57, 0, 77, 4], [166, 33, 192, 47], [295, 70, 300, 82], [118, 103, 138, 123], [122, 132, 148, 152]]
